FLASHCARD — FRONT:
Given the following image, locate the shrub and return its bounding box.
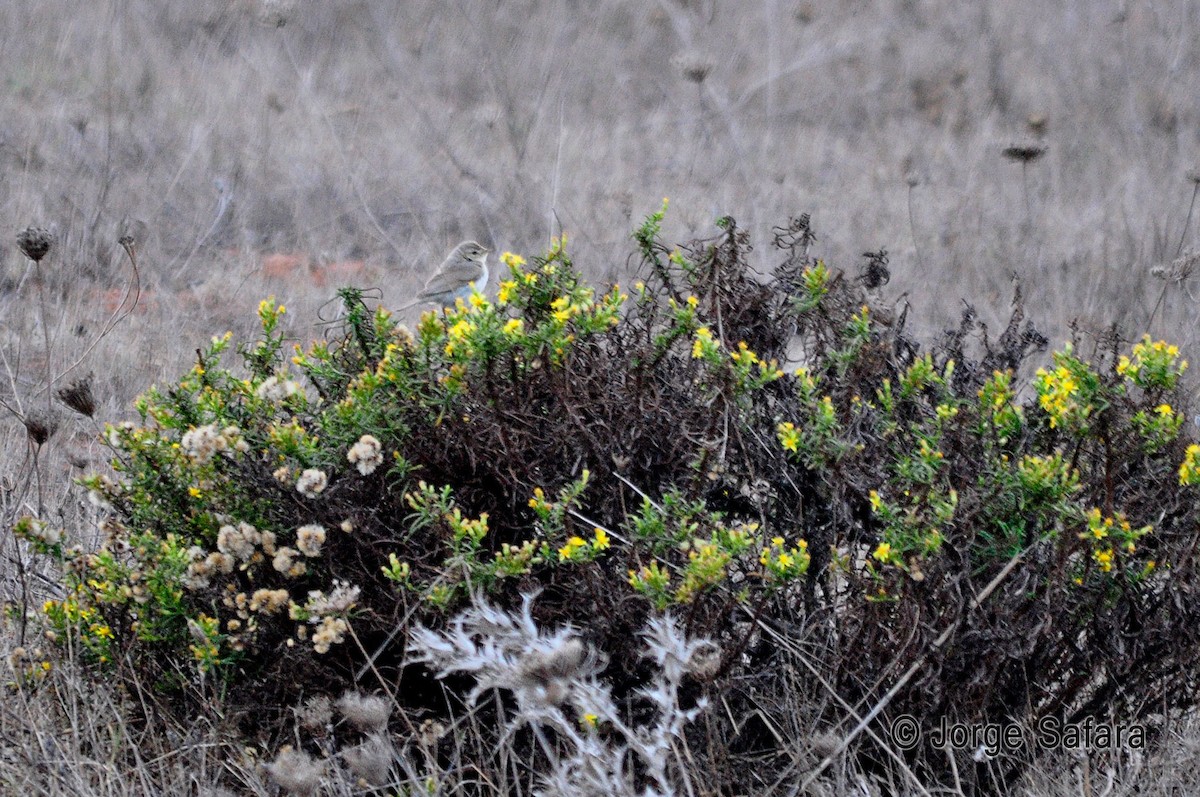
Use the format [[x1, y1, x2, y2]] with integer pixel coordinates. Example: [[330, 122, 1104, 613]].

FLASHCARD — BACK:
[[22, 206, 1200, 791]]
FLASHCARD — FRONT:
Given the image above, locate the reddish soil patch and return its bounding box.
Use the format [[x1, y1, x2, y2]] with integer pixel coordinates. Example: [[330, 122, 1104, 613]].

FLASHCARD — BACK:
[[261, 252, 310, 280], [312, 259, 368, 288], [259, 252, 370, 288], [95, 288, 159, 315]]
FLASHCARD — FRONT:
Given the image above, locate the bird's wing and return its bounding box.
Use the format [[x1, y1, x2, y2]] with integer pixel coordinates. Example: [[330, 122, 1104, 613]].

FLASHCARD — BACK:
[[419, 260, 484, 296]]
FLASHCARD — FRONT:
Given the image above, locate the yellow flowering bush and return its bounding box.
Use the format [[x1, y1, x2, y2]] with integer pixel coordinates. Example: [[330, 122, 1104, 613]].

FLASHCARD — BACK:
[[17, 205, 1200, 786], [556, 527, 610, 564], [1033, 344, 1104, 433], [1118, 335, 1188, 390], [976, 369, 1023, 443], [1131, 402, 1184, 452], [759, 536, 811, 583], [796, 260, 831, 312], [1076, 508, 1153, 581], [1180, 444, 1200, 486]]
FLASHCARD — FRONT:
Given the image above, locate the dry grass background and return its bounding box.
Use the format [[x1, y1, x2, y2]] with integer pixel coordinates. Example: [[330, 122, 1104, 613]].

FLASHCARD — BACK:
[[2, 0, 1200, 793]]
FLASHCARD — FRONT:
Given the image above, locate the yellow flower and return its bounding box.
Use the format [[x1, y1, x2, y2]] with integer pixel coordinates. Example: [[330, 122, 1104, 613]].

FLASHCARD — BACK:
[[503, 318, 524, 335], [776, 422, 800, 453], [581, 713, 599, 729], [501, 251, 526, 269], [528, 487, 551, 512], [498, 280, 518, 304], [872, 542, 892, 562], [593, 528, 610, 550], [188, 487, 202, 498], [1182, 444, 1200, 485], [558, 536, 588, 562]]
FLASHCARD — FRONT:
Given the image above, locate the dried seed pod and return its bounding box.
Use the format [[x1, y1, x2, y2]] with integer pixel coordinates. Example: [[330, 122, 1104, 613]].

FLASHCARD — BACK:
[[56, 373, 97, 418], [22, 409, 57, 446], [1001, 143, 1046, 163], [859, 248, 891, 289], [16, 226, 54, 262], [671, 51, 713, 84]]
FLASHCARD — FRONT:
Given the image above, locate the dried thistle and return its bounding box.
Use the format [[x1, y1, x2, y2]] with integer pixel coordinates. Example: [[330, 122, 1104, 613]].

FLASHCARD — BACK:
[[1001, 143, 1046, 163], [416, 718, 445, 748], [1151, 250, 1200, 284], [517, 637, 588, 684], [410, 594, 714, 797], [22, 409, 57, 446], [295, 694, 333, 731], [409, 592, 605, 712], [1174, 250, 1200, 278], [197, 788, 238, 797], [687, 639, 723, 680], [16, 226, 54, 263], [335, 691, 392, 733], [341, 733, 395, 786], [265, 747, 325, 796], [56, 373, 97, 418]]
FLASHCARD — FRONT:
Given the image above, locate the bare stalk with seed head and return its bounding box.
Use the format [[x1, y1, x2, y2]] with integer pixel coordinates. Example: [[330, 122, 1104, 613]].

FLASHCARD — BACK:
[[16, 227, 56, 418], [1147, 171, 1200, 330], [1002, 143, 1046, 264]]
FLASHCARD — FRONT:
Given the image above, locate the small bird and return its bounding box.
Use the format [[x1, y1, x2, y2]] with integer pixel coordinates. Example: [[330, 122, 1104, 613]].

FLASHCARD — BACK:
[[402, 241, 490, 309]]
